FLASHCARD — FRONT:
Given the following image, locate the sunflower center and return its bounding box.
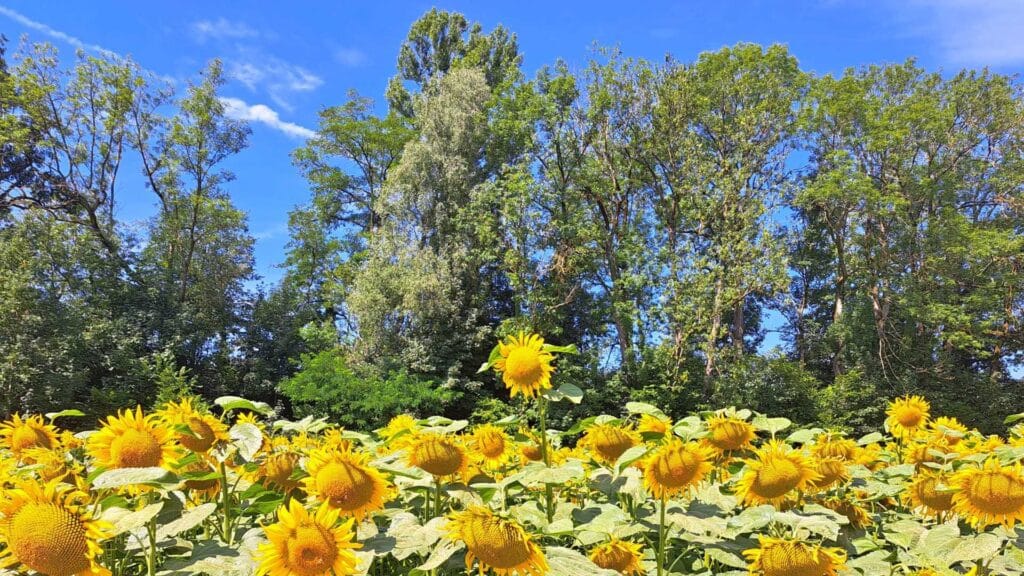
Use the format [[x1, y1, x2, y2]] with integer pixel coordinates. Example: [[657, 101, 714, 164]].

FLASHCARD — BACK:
[[285, 524, 338, 576], [812, 459, 847, 489], [592, 543, 638, 573], [11, 425, 54, 453], [915, 477, 954, 511], [894, 407, 925, 428], [759, 543, 827, 576], [753, 456, 802, 498], [465, 516, 533, 569], [109, 428, 164, 468], [415, 439, 464, 476], [652, 448, 701, 488], [710, 421, 751, 451], [9, 502, 91, 576], [315, 461, 376, 511], [179, 416, 216, 453], [263, 453, 300, 490], [967, 471, 1024, 515], [478, 432, 506, 459], [591, 429, 636, 463], [503, 348, 544, 387]]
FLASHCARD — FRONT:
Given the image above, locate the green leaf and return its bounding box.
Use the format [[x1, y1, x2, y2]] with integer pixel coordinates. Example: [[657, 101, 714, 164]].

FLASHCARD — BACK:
[[101, 502, 164, 536], [752, 415, 791, 435], [614, 445, 649, 474], [625, 402, 666, 417], [45, 409, 85, 421], [92, 467, 174, 489], [542, 343, 578, 355], [230, 422, 264, 462], [544, 383, 583, 404], [156, 503, 217, 540], [545, 546, 619, 576], [214, 395, 273, 416]]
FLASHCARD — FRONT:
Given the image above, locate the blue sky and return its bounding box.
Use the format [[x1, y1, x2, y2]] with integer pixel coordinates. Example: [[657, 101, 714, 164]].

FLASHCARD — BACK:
[[2, 0, 1023, 292]]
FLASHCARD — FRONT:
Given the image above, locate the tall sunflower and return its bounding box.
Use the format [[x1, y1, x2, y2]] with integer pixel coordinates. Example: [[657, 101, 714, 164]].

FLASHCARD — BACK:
[[0, 413, 59, 458], [735, 441, 819, 507], [406, 433, 468, 478], [589, 539, 644, 575], [637, 414, 672, 436], [256, 499, 362, 576], [580, 424, 640, 466], [304, 447, 392, 521], [0, 478, 110, 576], [704, 415, 757, 456], [950, 458, 1024, 529], [156, 398, 229, 455], [491, 332, 555, 399], [885, 395, 930, 439], [643, 439, 714, 499], [743, 536, 846, 576], [447, 505, 548, 576], [87, 407, 177, 470]]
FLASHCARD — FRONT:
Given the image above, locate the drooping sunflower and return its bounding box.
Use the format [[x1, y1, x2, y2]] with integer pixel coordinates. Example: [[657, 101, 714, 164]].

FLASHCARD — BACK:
[[810, 433, 859, 462], [905, 471, 955, 518], [447, 505, 548, 576], [491, 332, 555, 399], [704, 415, 757, 455], [580, 424, 640, 466], [589, 539, 644, 575], [157, 398, 230, 455], [0, 413, 59, 458], [0, 478, 110, 576], [258, 451, 303, 494], [87, 406, 177, 470], [950, 458, 1024, 529], [256, 499, 362, 576], [637, 414, 672, 436], [807, 457, 851, 492], [743, 536, 846, 576], [735, 441, 819, 507], [818, 495, 872, 529], [304, 447, 392, 521], [406, 433, 468, 478], [643, 439, 714, 499], [885, 395, 930, 439], [471, 424, 515, 469], [20, 446, 81, 485]]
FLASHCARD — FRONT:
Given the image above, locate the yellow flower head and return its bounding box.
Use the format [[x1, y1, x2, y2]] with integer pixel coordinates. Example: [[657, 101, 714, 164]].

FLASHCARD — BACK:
[[446, 505, 548, 576], [810, 433, 859, 462], [258, 451, 303, 494], [743, 536, 846, 576], [885, 395, 930, 438], [581, 424, 640, 466], [808, 457, 851, 492], [951, 458, 1024, 529], [0, 413, 59, 458], [492, 332, 555, 399], [521, 442, 544, 462], [471, 424, 515, 469], [589, 539, 644, 575], [406, 433, 468, 478], [704, 415, 757, 455], [304, 447, 392, 521], [930, 416, 967, 446], [157, 398, 230, 454], [735, 441, 819, 507], [256, 499, 361, 576], [818, 495, 872, 529], [906, 471, 955, 518], [380, 414, 419, 449], [20, 446, 81, 485], [0, 478, 110, 576], [637, 414, 672, 436], [87, 406, 177, 470], [643, 439, 714, 499]]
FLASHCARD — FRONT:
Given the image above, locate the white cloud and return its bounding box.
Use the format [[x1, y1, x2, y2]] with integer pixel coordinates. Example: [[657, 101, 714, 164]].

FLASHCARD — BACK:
[[226, 52, 323, 111], [0, 4, 117, 58], [220, 96, 316, 140], [191, 18, 258, 41], [335, 47, 368, 67]]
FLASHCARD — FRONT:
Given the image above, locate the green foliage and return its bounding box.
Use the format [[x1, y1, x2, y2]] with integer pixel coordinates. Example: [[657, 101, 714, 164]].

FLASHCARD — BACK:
[[714, 356, 823, 425], [280, 348, 458, 430]]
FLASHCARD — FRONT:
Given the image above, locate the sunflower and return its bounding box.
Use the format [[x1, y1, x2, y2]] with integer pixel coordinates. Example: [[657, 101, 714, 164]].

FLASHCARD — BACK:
[[446, 505, 548, 576], [259, 451, 303, 493], [406, 433, 468, 478], [471, 424, 515, 469], [704, 415, 757, 455], [379, 414, 419, 450], [930, 416, 967, 446], [810, 433, 859, 462], [743, 536, 846, 576], [818, 496, 872, 529], [637, 414, 672, 436], [581, 424, 640, 466], [256, 499, 361, 576], [0, 478, 110, 576], [491, 332, 555, 399], [808, 457, 851, 492], [304, 447, 392, 521], [643, 439, 714, 499], [885, 395, 930, 439], [87, 406, 177, 470], [521, 442, 543, 462], [906, 472, 955, 518], [20, 446, 81, 485], [0, 413, 59, 458], [950, 458, 1024, 529], [735, 441, 819, 507], [157, 398, 229, 454], [589, 539, 644, 575]]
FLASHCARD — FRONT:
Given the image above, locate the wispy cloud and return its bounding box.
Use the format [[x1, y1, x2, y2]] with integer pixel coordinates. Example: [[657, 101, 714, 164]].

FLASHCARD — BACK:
[[880, 0, 1024, 67], [220, 97, 316, 140], [191, 17, 258, 41], [335, 47, 368, 67], [226, 51, 323, 111], [0, 4, 117, 58]]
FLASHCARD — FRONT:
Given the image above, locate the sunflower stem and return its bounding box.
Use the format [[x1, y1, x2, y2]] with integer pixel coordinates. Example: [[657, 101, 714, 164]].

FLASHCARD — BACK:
[[657, 493, 667, 576], [219, 460, 233, 545], [146, 514, 157, 576], [434, 476, 443, 517], [539, 396, 555, 524]]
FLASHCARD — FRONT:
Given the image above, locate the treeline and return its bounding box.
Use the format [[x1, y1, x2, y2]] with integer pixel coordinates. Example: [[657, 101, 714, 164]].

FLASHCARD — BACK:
[[1, 11, 1021, 433]]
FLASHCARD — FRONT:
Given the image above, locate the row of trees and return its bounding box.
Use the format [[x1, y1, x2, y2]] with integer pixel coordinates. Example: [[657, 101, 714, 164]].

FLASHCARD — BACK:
[[1, 10, 1022, 433]]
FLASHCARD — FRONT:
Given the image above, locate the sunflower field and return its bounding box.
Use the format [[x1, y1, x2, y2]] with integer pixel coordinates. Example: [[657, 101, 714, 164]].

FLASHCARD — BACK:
[[1, 332, 1023, 576]]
